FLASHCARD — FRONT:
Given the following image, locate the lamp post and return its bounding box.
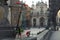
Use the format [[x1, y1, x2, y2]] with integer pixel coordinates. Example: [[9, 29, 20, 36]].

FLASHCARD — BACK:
[[16, 1, 28, 35], [15, 1, 22, 35]]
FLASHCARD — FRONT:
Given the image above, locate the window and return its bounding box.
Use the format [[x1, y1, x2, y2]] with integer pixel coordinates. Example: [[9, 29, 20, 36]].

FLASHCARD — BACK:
[[37, 12, 39, 16], [33, 18, 36, 27]]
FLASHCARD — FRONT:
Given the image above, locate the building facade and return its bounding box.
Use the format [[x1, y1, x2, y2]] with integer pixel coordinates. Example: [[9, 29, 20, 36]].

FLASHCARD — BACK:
[[0, 0, 9, 25], [7, 0, 31, 27], [25, 6, 31, 28], [8, 0, 21, 26], [31, 1, 48, 27]]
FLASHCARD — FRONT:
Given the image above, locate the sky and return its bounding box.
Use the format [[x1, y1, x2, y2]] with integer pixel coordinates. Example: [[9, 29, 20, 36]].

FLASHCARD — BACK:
[[20, 0, 49, 7]]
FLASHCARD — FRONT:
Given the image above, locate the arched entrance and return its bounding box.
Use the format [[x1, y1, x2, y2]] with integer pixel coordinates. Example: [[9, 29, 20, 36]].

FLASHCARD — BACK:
[[56, 10, 60, 26], [49, 0, 60, 30], [39, 17, 45, 27], [33, 18, 36, 27]]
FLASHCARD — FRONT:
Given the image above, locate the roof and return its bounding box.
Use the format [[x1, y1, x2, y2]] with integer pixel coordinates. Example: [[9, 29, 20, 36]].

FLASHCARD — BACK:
[[36, 1, 47, 6]]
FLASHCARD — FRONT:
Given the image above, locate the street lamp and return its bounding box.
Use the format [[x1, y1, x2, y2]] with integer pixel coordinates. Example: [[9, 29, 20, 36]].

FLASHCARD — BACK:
[[15, 1, 22, 35], [16, 1, 28, 35]]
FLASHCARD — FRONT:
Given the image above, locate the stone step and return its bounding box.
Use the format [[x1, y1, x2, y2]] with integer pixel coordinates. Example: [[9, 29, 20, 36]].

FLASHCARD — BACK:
[[0, 26, 16, 39]]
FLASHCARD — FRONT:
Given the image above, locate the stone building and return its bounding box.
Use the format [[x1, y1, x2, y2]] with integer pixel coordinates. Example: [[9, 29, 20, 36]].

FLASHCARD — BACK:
[[25, 6, 31, 28], [31, 1, 48, 27], [19, 4, 31, 28], [56, 10, 60, 25], [7, 0, 31, 27], [0, 0, 9, 25], [8, 0, 21, 26]]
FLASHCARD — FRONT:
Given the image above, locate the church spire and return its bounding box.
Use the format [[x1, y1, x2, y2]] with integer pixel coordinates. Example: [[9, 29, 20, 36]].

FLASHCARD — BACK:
[[45, 1, 47, 4], [32, 1, 34, 8], [41, 0, 43, 2]]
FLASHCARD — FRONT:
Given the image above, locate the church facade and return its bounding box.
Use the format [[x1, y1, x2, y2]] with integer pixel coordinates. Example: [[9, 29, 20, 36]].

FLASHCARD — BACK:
[[31, 1, 48, 27]]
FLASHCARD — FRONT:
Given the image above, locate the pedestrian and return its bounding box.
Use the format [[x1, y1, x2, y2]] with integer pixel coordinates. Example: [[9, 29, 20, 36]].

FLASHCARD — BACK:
[[26, 31, 30, 37]]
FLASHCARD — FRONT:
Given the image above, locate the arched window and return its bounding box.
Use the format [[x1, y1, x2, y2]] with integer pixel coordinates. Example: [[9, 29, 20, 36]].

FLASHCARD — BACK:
[[39, 17, 45, 27], [57, 10, 60, 25], [37, 12, 39, 16], [33, 18, 36, 27]]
